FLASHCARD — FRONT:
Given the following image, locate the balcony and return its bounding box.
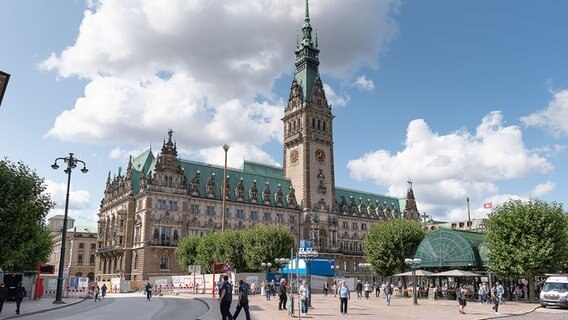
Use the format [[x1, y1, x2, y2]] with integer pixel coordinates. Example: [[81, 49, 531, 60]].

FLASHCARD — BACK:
[[149, 239, 179, 247]]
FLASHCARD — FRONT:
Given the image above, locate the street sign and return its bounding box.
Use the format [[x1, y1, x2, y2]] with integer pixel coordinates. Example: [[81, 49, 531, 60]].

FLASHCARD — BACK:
[[222, 262, 233, 272]]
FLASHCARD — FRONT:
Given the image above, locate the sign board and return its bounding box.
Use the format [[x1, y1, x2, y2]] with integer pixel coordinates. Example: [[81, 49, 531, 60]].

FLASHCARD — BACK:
[[222, 262, 233, 272], [214, 263, 225, 274]]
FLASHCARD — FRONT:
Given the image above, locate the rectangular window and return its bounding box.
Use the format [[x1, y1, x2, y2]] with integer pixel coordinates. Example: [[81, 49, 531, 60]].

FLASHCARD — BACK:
[[225, 207, 231, 218], [79, 243, 85, 249], [237, 209, 244, 219], [90, 243, 96, 250], [263, 212, 272, 221], [78, 254, 84, 265], [276, 213, 283, 223], [289, 215, 295, 224], [250, 211, 258, 220], [190, 204, 199, 214], [156, 199, 168, 209], [206, 206, 216, 216], [169, 200, 178, 211], [89, 254, 95, 265]]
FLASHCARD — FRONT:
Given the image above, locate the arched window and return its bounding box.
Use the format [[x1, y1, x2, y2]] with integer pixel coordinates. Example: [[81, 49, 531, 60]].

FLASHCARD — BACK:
[[323, 121, 326, 132], [160, 255, 169, 270], [312, 118, 315, 128], [317, 119, 321, 130]]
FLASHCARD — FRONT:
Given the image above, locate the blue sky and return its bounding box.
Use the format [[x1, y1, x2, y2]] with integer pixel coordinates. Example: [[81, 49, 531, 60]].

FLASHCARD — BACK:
[[1, 0, 567, 227]]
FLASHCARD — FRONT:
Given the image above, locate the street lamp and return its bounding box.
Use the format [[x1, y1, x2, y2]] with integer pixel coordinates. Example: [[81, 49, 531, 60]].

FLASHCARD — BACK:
[[404, 257, 422, 305], [261, 262, 272, 274], [331, 265, 340, 278], [51, 153, 88, 304], [221, 144, 229, 233], [298, 249, 318, 308], [358, 262, 371, 282]]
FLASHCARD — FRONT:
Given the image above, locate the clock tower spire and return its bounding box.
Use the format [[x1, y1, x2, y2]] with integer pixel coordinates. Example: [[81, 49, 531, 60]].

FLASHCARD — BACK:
[[283, 0, 336, 232]]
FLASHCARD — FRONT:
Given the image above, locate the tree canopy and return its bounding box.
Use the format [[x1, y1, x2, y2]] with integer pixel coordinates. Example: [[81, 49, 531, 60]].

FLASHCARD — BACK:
[[176, 224, 295, 273], [0, 159, 54, 270], [364, 219, 424, 276], [485, 199, 568, 300]]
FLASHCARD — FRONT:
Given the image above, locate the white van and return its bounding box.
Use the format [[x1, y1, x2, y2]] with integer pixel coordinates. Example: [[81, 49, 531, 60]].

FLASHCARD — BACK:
[[539, 275, 568, 308]]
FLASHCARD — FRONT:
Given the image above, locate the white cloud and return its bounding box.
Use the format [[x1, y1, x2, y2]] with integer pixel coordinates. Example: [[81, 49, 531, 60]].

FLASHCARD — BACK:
[[530, 181, 555, 197], [45, 179, 91, 210], [323, 84, 349, 107], [353, 75, 375, 91], [347, 111, 552, 221], [40, 0, 400, 160], [521, 89, 568, 137]]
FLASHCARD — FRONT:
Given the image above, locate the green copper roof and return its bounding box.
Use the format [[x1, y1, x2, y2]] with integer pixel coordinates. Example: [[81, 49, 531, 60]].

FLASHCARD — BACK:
[[335, 187, 402, 217], [415, 229, 486, 268], [294, 0, 320, 101], [240, 161, 284, 177]]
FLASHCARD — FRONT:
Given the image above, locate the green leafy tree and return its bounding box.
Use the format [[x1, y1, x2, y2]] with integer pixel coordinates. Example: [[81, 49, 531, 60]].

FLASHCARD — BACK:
[[195, 232, 222, 273], [242, 225, 295, 271], [485, 199, 568, 301], [217, 230, 247, 272], [0, 159, 54, 270], [175, 235, 201, 272], [364, 219, 424, 277]]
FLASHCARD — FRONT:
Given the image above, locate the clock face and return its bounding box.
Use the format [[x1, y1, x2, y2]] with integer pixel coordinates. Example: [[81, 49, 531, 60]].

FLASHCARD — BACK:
[[290, 149, 299, 164], [315, 148, 326, 163]]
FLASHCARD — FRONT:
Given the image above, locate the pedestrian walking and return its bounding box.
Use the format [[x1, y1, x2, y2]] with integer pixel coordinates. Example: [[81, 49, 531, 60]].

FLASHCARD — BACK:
[[14, 282, 26, 314], [278, 278, 288, 310], [145, 282, 153, 301], [385, 281, 393, 306], [0, 282, 7, 315], [232, 280, 251, 320], [375, 282, 381, 297], [339, 281, 350, 314], [94, 285, 101, 302], [363, 281, 371, 299], [497, 281, 505, 304], [490, 282, 500, 314], [101, 283, 107, 298], [323, 281, 329, 296], [356, 280, 363, 299], [331, 280, 337, 297], [478, 283, 487, 304], [263, 280, 271, 301], [219, 275, 233, 320], [457, 284, 467, 314], [299, 280, 309, 315]]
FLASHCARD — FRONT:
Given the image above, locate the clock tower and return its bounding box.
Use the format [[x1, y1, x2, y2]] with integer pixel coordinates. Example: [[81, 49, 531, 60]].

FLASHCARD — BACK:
[[283, 0, 336, 227]]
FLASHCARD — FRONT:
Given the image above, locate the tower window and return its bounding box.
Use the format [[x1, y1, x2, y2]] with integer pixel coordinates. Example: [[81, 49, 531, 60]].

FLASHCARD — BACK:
[[317, 119, 321, 130], [312, 118, 315, 129], [323, 121, 326, 132]]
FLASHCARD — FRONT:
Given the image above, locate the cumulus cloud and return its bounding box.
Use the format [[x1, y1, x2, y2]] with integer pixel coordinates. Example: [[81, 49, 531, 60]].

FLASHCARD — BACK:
[[347, 111, 553, 221], [41, 0, 400, 158], [323, 84, 349, 107], [530, 181, 555, 197], [353, 75, 375, 91], [45, 179, 91, 210], [521, 89, 568, 137]]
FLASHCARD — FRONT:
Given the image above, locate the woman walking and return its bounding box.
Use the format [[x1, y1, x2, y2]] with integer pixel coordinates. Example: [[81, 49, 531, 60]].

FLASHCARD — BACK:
[[457, 284, 467, 314]]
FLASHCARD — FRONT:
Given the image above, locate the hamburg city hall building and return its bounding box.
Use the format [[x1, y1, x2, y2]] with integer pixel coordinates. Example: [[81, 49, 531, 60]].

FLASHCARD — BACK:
[[95, 0, 421, 283]]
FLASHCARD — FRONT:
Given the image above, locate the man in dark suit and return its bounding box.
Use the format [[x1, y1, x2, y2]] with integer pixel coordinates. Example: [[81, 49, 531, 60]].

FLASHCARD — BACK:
[[15, 282, 27, 315]]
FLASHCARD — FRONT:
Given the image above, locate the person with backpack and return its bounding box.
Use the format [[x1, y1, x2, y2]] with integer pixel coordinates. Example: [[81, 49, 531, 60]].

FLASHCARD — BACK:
[[219, 275, 233, 320], [145, 282, 153, 301], [101, 283, 107, 298], [457, 284, 467, 314], [338, 281, 350, 314], [232, 280, 251, 320], [278, 278, 288, 310]]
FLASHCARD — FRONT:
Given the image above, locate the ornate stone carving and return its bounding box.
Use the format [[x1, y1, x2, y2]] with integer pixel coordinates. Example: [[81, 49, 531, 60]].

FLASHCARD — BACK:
[[248, 180, 258, 203], [205, 173, 216, 198], [235, 177, 244, 201]]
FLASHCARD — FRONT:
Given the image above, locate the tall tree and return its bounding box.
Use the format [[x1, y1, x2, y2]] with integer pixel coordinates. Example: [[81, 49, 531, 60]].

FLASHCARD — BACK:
[[175, 235, 201, 272], [242, 225, 295, 271], [0, 159, 54, 270], [364, 219, 424, 277], [485, 199, 568, 301]]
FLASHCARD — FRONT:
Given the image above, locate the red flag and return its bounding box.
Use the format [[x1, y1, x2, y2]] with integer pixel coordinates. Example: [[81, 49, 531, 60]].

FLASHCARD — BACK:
[[483, 202, 492, 209]]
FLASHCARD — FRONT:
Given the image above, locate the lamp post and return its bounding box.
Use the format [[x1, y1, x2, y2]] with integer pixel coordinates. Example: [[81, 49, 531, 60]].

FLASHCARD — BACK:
[[358, 262, 371, 282], [404, 257, 422, 305], [261, 262, 272, 274], [51, 153, 88, 304], [221, 144, 229, 233], [298, 249, 318, 308]]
